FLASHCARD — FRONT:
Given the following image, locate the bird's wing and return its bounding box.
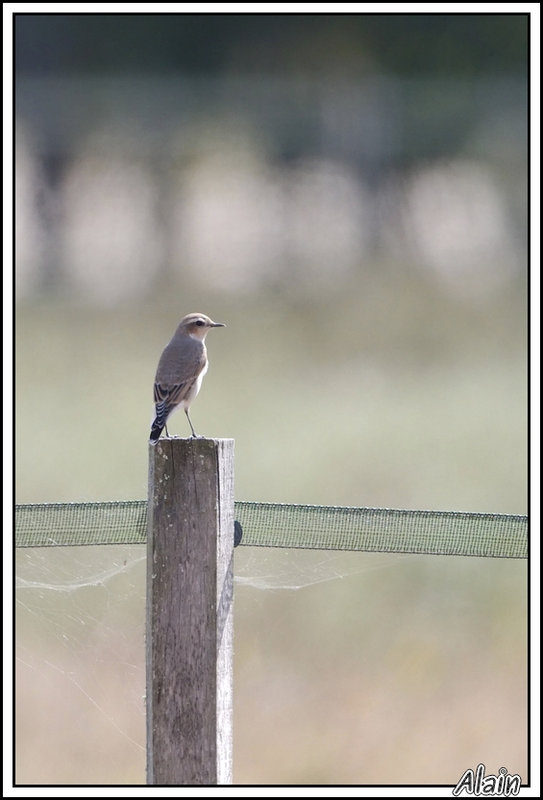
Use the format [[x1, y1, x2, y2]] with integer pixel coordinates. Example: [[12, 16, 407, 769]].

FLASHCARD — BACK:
[[153, 380, 189, 406], [153, 337, 206, 404]]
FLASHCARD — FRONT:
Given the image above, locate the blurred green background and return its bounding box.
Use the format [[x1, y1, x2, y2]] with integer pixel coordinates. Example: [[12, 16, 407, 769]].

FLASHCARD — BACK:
[[15, 12, 528, 786]]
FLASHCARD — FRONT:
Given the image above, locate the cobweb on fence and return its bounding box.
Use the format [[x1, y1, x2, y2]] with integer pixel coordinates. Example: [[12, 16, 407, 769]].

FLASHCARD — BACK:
[[15, 542, 527, 786], [16, 545, 401, 784], [15, 545, 147, 785], [15, 539, 405, 785], [234, 546, 407, 591], [232, 550, 528, 785]]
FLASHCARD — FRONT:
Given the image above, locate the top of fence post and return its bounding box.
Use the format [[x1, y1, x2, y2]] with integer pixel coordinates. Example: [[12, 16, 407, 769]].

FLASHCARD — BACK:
[[146, 437, 235, 785]]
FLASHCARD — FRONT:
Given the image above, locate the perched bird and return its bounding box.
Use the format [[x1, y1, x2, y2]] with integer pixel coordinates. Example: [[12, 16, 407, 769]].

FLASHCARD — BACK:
[[150, 313, 225, 444]]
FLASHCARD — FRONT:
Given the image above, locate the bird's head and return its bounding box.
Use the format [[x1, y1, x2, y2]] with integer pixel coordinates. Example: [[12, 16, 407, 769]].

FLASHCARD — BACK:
[[179, 313, 226, 340]]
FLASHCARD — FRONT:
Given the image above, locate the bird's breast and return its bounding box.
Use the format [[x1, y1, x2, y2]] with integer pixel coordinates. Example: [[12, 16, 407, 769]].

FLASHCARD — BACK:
[[181, 358, 208, 409]]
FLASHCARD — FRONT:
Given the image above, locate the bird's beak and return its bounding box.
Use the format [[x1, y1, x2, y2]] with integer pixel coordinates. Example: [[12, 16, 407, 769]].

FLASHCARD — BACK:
[[211, 322, 226, 327]]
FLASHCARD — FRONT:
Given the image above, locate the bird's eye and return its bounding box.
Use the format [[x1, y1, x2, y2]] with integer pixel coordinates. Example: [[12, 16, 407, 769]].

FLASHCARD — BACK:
[[195, 320, 206, 326]]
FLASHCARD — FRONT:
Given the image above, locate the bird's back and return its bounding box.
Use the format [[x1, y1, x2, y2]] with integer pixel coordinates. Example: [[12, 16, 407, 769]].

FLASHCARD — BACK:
[[155, 333, 206, 387]]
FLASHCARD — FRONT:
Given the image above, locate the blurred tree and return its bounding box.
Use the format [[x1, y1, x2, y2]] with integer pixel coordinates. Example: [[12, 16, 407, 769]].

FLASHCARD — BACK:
[[15, 13, 528, 77]]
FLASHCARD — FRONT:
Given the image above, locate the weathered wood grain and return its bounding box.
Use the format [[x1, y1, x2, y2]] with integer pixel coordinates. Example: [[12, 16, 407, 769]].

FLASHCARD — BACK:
[[146, 438, 234, 785]]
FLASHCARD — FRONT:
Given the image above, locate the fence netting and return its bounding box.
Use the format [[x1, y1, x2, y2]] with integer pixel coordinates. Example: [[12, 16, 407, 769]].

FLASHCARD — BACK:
[[15, 501, 527, 559]]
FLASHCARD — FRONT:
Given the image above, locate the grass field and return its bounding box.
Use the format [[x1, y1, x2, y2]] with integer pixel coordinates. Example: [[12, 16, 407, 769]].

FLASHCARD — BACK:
[[15, 273, 527, 510], [15, 273, 528, 784]]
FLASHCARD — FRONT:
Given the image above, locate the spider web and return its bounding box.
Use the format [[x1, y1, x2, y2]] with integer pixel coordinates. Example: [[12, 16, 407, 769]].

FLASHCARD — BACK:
[[15, 544, 528, 786], [15, 545, 147, 785], [14, 543, 403, 786]]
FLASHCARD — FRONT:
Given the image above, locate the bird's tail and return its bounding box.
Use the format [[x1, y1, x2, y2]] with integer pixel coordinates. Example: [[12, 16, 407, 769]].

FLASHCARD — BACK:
[[149, 419, 164, 444], [150, 402, 170, 444]]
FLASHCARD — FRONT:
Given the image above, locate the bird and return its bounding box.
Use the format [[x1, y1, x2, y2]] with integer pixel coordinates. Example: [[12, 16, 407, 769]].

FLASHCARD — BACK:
[[150, 313, 225, 444]]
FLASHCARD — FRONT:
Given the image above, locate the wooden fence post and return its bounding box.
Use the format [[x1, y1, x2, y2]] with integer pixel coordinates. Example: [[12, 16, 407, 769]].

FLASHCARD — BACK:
[[146, 437, 234, 785]]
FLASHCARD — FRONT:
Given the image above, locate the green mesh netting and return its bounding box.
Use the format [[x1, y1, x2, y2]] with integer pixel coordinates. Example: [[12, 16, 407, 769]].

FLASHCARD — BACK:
[[15, 501, 527, 559]]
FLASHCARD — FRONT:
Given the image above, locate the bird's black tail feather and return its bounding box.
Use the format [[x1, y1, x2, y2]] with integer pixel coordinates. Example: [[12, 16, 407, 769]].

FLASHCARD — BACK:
[[149, 419, 164, 444], [150, 402, 171, 444]]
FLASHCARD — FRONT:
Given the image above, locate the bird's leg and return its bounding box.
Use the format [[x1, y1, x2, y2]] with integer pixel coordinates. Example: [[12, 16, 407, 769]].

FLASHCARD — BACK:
[[164, 423, 170, 438], [185, 409, 199, 438]]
